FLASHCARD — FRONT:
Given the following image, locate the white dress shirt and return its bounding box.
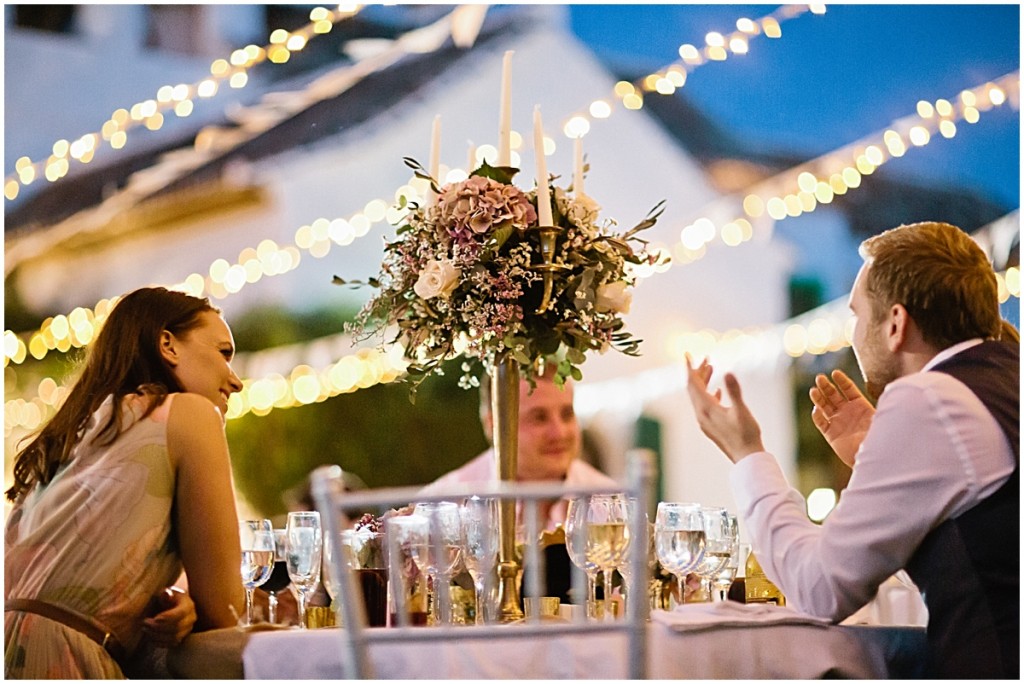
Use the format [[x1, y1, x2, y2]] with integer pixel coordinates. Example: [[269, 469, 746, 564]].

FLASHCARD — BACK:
[[731, 339, 1016, 621]]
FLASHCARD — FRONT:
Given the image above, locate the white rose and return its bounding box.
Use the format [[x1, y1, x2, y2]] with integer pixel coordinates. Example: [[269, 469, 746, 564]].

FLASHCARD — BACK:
[[595, 280, 632, 314], [565, 194, 602, 228], [413, 259, 461, 300]]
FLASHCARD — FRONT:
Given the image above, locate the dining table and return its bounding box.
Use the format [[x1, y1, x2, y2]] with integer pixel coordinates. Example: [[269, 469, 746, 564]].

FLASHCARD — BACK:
[[166, 602, 928, 679]]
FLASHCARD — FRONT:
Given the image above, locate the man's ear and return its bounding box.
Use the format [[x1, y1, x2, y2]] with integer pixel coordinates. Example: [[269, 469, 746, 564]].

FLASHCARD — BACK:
[[886, 304, 909, 353], [159, 330, 179, 366]]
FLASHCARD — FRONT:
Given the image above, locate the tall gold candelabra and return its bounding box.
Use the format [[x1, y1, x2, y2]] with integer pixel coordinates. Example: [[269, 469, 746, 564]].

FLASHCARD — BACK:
[[493, 224, 567, 622]]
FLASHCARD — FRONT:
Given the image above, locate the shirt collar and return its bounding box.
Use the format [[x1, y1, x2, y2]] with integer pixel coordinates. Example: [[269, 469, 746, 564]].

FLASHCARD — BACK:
[[922, 338, 985, 372]]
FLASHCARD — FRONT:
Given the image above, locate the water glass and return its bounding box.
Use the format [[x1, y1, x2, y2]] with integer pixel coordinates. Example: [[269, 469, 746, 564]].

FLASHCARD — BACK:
[[412, 501, 462, 625], [654, 502, 705, 608], [286, 511, 322, 629], [239, 519, 274, 626], [694, 507, 733, 602], [460, 496, 499, 625], [565, 497, 600, 618], [386, 514, 430, 626]]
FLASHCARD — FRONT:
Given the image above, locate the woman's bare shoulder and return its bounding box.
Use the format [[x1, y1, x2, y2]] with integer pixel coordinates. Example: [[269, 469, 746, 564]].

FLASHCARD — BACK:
[[166, 393, 227, 458]]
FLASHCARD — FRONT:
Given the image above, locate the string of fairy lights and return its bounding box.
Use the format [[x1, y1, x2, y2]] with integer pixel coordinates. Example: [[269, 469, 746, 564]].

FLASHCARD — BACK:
[[4, 5, 1020, 436], [3, 4, 363, 202], [558, 4, 826, 140], [7, 63, 1014, 369], [5, 3, 824, 366], [5, 263, 1018, 437], [666, 71, 1020, 266]]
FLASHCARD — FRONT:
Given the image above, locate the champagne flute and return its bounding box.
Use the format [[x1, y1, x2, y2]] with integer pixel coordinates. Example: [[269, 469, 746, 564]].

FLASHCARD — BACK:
[[412, 501, 462, 625], [654, 502, 705, 608], [239, 519, 274, 626], [565, 497, 600, 619], [614, 497, 645, 615], [261, 529, 291, 624], [460, 496, 499, 625], [695, 507, 733, 602], [583, 494, 631, 621], [286, 511, 322, 629], [710, 514, 741, 602]]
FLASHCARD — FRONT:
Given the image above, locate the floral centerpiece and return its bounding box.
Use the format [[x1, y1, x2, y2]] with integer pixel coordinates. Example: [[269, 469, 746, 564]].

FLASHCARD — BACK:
[[336, 158, 665, 392]]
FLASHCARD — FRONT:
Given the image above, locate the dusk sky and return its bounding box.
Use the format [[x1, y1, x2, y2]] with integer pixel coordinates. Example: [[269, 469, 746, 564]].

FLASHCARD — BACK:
[[568, 4, 1020, 209]]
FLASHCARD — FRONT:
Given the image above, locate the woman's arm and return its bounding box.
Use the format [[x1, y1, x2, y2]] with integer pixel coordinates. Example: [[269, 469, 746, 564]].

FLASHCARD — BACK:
[[167, 393, 245, 630]]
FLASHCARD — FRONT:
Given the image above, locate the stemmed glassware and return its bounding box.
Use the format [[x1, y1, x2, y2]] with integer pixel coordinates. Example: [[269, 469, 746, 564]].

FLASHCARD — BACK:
[[567, 494, 632, 621], [259, 529, 291, 624], [286, 511, 322, 629], [412, 502, 463, 625], [653, 502, 705, 608], [614, 497, 644, 615], [566, 497, 600, 618], [460, 496, 499, 625], [694, 507, 735, 602], [710, 514, 741, 602], [239, 519, 274, 626]]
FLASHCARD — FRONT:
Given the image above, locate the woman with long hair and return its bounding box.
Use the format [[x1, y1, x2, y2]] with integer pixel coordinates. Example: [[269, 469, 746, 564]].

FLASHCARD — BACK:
[[5, 287, 246, 678]]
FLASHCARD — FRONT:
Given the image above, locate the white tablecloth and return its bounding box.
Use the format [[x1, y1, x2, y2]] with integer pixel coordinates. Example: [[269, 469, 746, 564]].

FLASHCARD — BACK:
[[228, 611, 925, 679]]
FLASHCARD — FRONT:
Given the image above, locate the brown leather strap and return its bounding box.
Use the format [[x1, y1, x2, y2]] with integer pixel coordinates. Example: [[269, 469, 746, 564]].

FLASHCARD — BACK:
[[5, 598, 125, 661]]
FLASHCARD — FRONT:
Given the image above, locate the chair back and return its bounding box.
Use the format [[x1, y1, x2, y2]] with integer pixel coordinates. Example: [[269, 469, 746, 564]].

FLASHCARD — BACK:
[[310, 449, 656, 679]]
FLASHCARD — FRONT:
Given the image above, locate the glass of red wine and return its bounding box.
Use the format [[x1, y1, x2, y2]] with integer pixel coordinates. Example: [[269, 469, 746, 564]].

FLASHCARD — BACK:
[[262, 528, 292, 624]]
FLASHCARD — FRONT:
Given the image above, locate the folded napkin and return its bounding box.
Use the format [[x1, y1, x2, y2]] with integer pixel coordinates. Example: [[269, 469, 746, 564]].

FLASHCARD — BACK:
[[651, 601, 832, 632]]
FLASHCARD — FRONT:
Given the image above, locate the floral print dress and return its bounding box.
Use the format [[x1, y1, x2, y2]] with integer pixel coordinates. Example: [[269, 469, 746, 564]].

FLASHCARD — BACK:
[[5, 394, 183, 679]]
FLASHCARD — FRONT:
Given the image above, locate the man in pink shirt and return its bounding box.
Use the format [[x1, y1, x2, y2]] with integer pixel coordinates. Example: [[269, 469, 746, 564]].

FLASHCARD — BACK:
[[420, 366, 616, 530]]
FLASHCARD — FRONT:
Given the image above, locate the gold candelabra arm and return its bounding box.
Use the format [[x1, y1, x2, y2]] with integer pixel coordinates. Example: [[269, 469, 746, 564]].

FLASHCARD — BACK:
[[530, 226, 569, 314]]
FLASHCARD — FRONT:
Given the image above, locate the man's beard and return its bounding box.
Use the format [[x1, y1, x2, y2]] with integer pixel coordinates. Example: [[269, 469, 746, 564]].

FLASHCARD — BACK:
[[856, 326, 901, 402]]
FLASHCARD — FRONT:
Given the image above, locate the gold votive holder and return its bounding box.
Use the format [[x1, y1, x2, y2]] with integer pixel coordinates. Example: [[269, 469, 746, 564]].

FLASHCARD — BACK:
[[305, 605, 337, 629], [524, 596, 561, 619]]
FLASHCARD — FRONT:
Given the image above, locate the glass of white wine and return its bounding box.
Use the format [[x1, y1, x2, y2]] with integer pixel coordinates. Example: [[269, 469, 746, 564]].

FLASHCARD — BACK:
[[583, 494, 632, 621], [286, 511, 322, 629], [239, 519, 274, 626], [654, 502, 705, 608]]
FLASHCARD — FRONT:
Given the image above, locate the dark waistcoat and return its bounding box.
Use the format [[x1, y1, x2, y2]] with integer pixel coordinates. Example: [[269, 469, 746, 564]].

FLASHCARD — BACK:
[[905, 340, 1019, 679]]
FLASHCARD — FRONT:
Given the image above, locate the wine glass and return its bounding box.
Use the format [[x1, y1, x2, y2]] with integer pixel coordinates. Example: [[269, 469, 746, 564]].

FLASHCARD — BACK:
[[614, 497, 645, 615], [261, 529, 291, 624], [286, 511, 322, 629], [566, 497, 600, 618], [654, 502, 705, 608], [583, 494, 631, 621], [460, 496, 499, 625], [694, 507, 734, 602], [710, 514, 741, 602], [239, 519, 274, 626], [412, 501, 462, 625], [322, 531, 343, 606]]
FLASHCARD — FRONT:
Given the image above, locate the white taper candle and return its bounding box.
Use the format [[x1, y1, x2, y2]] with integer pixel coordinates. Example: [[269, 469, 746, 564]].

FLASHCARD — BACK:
[[498, 50, 513, 167], [533, 106, 553, 226]]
